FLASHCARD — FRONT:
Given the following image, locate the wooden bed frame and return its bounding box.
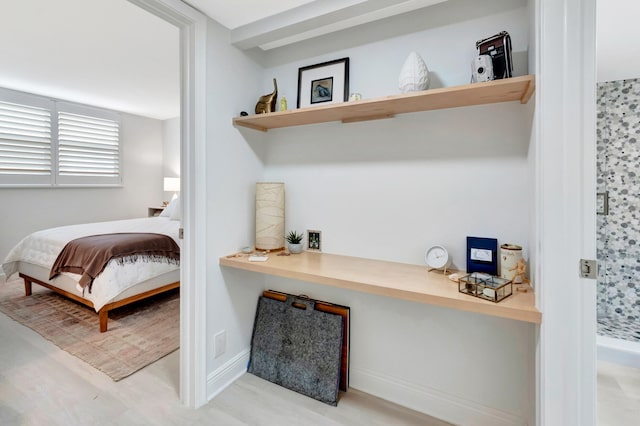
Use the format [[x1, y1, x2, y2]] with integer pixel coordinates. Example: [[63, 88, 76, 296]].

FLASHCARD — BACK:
[[19, 273, 180, 333]]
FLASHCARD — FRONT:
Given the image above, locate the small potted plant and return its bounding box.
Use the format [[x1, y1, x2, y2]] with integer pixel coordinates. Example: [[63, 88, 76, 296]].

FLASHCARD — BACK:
[[285, 230, 304, 254]]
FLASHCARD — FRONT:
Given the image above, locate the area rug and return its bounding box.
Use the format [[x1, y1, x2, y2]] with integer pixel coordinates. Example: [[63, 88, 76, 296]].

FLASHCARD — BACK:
[[0, 276, 179, 381]]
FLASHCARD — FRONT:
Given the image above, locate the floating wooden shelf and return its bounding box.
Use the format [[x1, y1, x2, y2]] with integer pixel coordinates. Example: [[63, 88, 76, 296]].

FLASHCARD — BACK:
[[220, 251, 541, 324], [233, 75, 535, 132]]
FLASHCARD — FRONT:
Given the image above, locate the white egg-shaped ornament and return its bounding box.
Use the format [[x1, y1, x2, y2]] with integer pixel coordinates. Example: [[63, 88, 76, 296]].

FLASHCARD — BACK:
[[398, 52, 430, 93]]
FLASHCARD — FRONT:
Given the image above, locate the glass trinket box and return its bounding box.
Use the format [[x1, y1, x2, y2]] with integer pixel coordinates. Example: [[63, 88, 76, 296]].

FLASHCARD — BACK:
[[459, 272, 513, 303]]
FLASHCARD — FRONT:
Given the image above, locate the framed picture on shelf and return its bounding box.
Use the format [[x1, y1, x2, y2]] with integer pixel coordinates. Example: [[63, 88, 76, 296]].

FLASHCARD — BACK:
[[466, 236, 498, 276], [307, 230, 322, 252], [297, 58, 349, 109]]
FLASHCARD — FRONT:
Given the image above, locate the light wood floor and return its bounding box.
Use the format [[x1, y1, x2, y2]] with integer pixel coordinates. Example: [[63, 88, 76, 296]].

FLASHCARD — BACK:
[[4, 307, 639, 426], [598, 360, 640, 426], [0, 311, 450, 425]]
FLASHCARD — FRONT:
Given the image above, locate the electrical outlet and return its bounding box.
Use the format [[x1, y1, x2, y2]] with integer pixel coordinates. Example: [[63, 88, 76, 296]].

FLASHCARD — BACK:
[[213, 330, 226, 359]]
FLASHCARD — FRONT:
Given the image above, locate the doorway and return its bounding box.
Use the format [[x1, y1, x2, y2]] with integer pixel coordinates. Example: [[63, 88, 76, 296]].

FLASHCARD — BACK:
[[594, 1, 640, 424], [127, 0, 208, 407]]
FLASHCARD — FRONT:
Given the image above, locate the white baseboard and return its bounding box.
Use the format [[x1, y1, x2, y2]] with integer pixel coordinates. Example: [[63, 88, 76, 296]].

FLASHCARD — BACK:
[[350, 366, 527, 426], [204, 353, 527, 425], [206, 348, 250, 401], [597, 335, 640, 368]]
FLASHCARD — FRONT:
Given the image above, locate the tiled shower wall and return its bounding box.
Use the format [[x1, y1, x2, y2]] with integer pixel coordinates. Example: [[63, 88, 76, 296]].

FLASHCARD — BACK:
[[597, 78, 640, 325]]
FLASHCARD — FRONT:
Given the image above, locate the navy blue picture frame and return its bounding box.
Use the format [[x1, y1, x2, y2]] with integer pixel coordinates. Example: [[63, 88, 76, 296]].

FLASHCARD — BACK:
[[466, 236, 498, 275]]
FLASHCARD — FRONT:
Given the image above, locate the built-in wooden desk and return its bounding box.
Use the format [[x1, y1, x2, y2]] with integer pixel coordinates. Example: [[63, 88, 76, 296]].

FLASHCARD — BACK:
[[220, 251, 541, 324]]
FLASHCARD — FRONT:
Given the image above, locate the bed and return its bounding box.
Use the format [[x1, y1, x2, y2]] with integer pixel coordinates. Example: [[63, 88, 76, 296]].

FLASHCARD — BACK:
[[2, 207, 181, 332]]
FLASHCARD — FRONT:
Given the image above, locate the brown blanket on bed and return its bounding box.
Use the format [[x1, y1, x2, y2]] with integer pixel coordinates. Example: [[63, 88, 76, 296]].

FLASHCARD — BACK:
[[49, 233, 180, 292]]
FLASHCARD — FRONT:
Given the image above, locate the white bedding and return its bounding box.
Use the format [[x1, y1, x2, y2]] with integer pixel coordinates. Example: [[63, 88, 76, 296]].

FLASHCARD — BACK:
[[2, 217, 180, 311]]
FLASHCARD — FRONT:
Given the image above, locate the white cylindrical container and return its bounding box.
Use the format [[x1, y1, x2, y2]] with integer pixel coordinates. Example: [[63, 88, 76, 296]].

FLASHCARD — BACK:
[[500, 244, 523, 283], [255, 182, 285, 251]]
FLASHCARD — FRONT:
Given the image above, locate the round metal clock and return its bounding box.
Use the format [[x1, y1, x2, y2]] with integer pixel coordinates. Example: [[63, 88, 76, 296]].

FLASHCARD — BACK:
[[425, 245, 451, 274]]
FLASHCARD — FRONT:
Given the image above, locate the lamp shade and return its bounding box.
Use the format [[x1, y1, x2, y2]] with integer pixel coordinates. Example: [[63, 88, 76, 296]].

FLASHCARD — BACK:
[[255, 182, 284, 251], [164, 177, 180, 192]]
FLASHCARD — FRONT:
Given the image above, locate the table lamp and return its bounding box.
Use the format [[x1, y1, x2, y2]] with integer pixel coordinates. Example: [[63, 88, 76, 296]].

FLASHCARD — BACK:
[[255, 182, 284, 251], [163, 177, 180, 205]]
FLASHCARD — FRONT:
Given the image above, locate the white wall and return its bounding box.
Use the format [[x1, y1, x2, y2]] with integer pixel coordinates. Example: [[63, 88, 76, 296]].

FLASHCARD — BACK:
[[249, 6, 534, 424], [264, 103, 532, 267], [597, 0, 640, 82], [163, 117, 180, 176], [264, 7, 530, 102], [0, 113, 165, 264], [268, 276, 534, 423], [163, 116, 181, 202], [204, 18, 267, 395]]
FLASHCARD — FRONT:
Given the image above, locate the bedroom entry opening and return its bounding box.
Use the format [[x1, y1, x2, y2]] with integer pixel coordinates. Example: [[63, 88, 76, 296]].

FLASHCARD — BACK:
[[127, 0, 208, 408], [127, 0, 191, 406]]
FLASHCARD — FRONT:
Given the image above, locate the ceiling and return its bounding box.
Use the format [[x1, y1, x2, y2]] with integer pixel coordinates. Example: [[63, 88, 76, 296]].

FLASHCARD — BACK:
[[0, 1, 636, 120], [0, 0, 179, 120], [188, 0, 318, 29], [189, 0, 447, 50]]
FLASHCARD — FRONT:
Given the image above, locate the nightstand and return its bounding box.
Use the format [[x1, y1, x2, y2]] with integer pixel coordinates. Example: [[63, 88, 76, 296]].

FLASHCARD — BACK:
[[148, 206, 165, 217]]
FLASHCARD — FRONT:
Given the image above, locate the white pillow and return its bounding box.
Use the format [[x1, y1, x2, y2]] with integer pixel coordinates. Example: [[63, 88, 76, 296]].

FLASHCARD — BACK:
[[160, 196, 179, 217], [170, 197, 181, 221]]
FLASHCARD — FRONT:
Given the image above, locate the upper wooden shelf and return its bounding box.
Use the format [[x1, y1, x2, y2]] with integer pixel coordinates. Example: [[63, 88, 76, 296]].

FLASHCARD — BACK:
[[220, 251, 541, 324], [233, 75, 535, 132]]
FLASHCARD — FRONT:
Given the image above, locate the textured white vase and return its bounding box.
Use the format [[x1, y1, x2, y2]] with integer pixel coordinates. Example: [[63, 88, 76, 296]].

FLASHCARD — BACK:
[[398, 52, 430, 93], [255, 182, 285, 251]]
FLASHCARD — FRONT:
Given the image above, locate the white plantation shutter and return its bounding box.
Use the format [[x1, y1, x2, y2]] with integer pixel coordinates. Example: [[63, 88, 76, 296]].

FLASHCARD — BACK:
[[0, 89, 122, 187], [57, 111, 120, 184], [0, 97, 52, 185]]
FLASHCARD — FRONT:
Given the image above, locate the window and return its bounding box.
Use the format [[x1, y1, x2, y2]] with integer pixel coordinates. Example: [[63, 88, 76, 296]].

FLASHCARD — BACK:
[[0, 90, 53, 185], [0, 88, 121, 187], [56, 103, 120, 186]]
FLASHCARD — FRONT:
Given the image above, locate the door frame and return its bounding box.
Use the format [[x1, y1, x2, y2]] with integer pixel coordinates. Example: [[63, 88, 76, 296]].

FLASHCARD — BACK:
[[536, 0, 597, 424], [127, 0, 208, 408], [129, 0, 602, 418]]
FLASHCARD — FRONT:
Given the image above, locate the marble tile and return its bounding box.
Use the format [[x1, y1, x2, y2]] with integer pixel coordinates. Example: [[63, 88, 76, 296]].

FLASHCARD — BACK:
[[598, 78, 640, 334], [597, 316, 640, 342]]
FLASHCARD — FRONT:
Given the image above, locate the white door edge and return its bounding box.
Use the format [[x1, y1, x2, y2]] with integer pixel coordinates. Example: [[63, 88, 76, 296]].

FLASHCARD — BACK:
[[126, 0, 209, 409], [536, 0, 597, 424]]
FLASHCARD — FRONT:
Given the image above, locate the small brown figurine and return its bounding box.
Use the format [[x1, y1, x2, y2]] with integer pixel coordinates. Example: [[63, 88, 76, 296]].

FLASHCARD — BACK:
[[255, 78, 278, 114], [510, 258, 531, 291]]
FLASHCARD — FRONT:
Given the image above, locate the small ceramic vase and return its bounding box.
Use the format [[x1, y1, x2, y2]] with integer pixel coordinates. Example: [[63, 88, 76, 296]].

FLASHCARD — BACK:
[[398, 52, 430, 93]]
